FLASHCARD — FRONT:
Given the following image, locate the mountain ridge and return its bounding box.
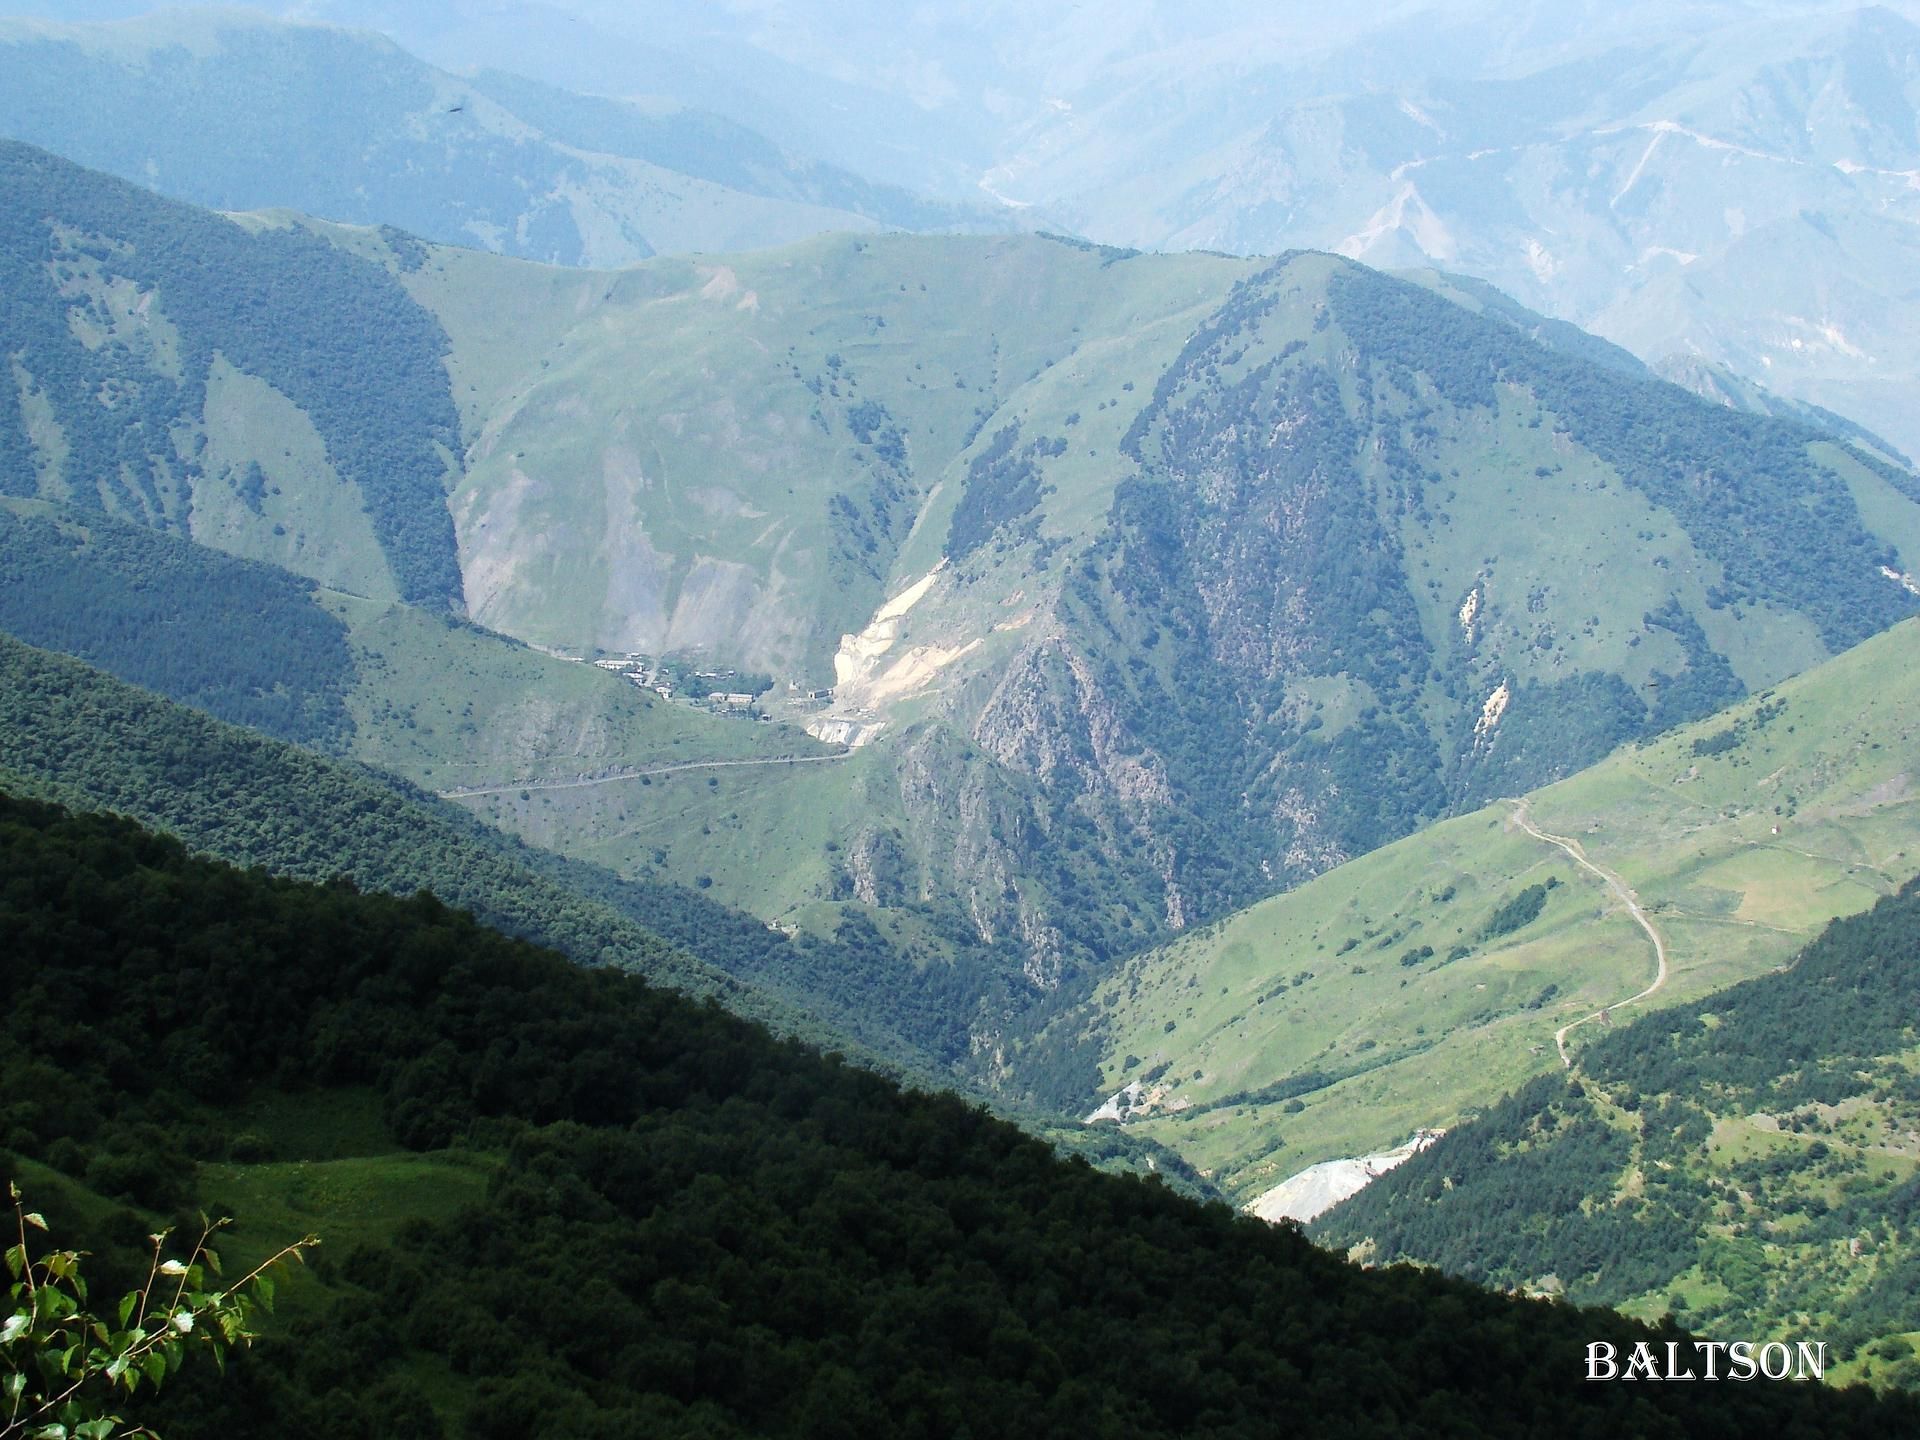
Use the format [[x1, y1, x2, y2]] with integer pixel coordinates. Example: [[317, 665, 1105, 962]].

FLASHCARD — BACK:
[[11, 136, 1920, 1121], [0, 6, 1006, 265]]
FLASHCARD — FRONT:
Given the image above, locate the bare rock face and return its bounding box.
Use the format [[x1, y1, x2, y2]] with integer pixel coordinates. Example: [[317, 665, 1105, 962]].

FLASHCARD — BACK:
[[889, 723, 1075, 989]]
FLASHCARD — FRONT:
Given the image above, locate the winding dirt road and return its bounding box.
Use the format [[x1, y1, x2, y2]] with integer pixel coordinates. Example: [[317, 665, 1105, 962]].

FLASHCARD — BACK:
[[1508, 798, 1671, 1068], [437, 750, 852, 799]]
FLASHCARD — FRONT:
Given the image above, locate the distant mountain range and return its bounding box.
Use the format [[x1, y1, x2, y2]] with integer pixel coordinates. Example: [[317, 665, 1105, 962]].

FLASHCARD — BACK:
[[9, 139, 1920, 1110], [0, 8, 1003, 266], [22, 1, 1913, 463]]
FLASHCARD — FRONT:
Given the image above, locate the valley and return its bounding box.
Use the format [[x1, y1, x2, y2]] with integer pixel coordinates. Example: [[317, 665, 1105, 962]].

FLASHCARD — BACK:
[[9, 132, 1920, 1128], [8, 11, 1920, 1420], [1058, 617, 1920, 1207]]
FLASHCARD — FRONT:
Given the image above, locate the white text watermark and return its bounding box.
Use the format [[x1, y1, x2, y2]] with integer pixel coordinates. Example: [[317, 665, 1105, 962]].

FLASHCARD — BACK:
[[1586, 1340, 1826, 1382]]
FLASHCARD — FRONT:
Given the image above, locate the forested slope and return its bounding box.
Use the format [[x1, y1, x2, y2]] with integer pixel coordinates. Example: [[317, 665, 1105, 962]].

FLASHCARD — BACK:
[[0, 493, 803, 786], [0, 139, 462, 606], [0, 499, 357, 748], [1316, 875, 1920, 1381], [0, 632, 1069, 1088], [2, 791, 1910, 1438]]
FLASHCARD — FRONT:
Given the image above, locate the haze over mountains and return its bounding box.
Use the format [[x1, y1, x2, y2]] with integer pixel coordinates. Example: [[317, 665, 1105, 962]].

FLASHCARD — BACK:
[[8, 2, 1920, 1420], [0, 7, 997, 266], [8, 133, 1920, 1104], [11, 1, 1920, 461]]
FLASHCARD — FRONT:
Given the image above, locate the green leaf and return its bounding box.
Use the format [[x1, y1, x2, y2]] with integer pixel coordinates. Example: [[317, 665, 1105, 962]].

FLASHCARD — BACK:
[[202, 1246, 222, 1278], [254, 1274, 274, 1313], [117, 1293, 136, 1328], [23, 1213, 47, 1232], [141, 1350, 167, 1387]]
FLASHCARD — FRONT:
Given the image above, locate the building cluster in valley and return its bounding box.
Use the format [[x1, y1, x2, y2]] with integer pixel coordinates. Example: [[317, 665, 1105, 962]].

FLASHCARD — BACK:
[[584, 651, 829, 724]]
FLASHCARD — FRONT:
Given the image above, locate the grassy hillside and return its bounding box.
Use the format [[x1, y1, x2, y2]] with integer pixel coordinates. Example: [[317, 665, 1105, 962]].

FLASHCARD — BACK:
[[0, 139, 461, 606], [0, 494, 807, 789], [4, 790, 1909, 1438], [1040, 617, 1920, 1200], [1315, 871, 1920, 1383], [326, 589, 808, 791], [13, 138, 1920, 1110], [409, 233, 1920, 1078], [410, 230, 1250, 669]]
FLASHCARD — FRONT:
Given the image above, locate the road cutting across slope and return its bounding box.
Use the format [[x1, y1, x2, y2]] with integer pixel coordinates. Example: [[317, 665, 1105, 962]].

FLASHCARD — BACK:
[[438, 750, 852, 799], [1508, 797, 1671, 1067]]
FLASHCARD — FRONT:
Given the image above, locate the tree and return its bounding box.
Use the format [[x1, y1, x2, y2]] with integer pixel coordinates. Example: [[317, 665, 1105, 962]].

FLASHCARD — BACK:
[[2, 1185, 315, 1439]]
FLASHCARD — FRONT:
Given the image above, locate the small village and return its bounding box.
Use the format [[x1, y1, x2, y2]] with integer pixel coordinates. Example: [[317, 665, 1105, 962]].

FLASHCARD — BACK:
[[583, 651, 835, 723]]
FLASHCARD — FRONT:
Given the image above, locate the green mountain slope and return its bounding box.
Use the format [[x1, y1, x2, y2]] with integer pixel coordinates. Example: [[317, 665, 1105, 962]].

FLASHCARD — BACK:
[[0, 629, 729, 1002], [1028, 616, 1920, 1203], [0, 10, 996, 266], [1314, 870, 1920, 1383], [4, 789, 1911, 1438], [0, 139, 462, 607], [0, 495, 804, 786], [0, 500, 1091, 1079], [13, 140, 1920, 1111], [0, 627, 1082, 1082], [410, 230, 1920, 1058], [0, 497, 358, 749]]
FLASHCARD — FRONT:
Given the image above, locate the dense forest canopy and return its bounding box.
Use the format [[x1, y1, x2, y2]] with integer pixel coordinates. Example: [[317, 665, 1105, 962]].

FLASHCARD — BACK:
[[3, 791, 1913, 1438]]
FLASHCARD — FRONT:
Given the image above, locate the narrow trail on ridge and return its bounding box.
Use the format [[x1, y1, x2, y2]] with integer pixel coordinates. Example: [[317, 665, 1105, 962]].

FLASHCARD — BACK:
[[1507, 797, 1671, 1068]]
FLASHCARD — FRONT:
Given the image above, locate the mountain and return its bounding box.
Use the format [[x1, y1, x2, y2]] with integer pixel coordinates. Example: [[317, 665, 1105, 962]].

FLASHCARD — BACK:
[[1018, 614, 1920, 1203], [12, 139, 1920, 1109], [5, 787, 1914, 1437], [410, 227, 1920, 1055], [23, 4, 1920, 461], [1313, 864, 1920, 1382], [922, 2, 1920, 461], [0, 495, 814, 786], [0, 9, 997, 266], [1654, 355, 1914, 469], [0, 137, 465, 608]]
